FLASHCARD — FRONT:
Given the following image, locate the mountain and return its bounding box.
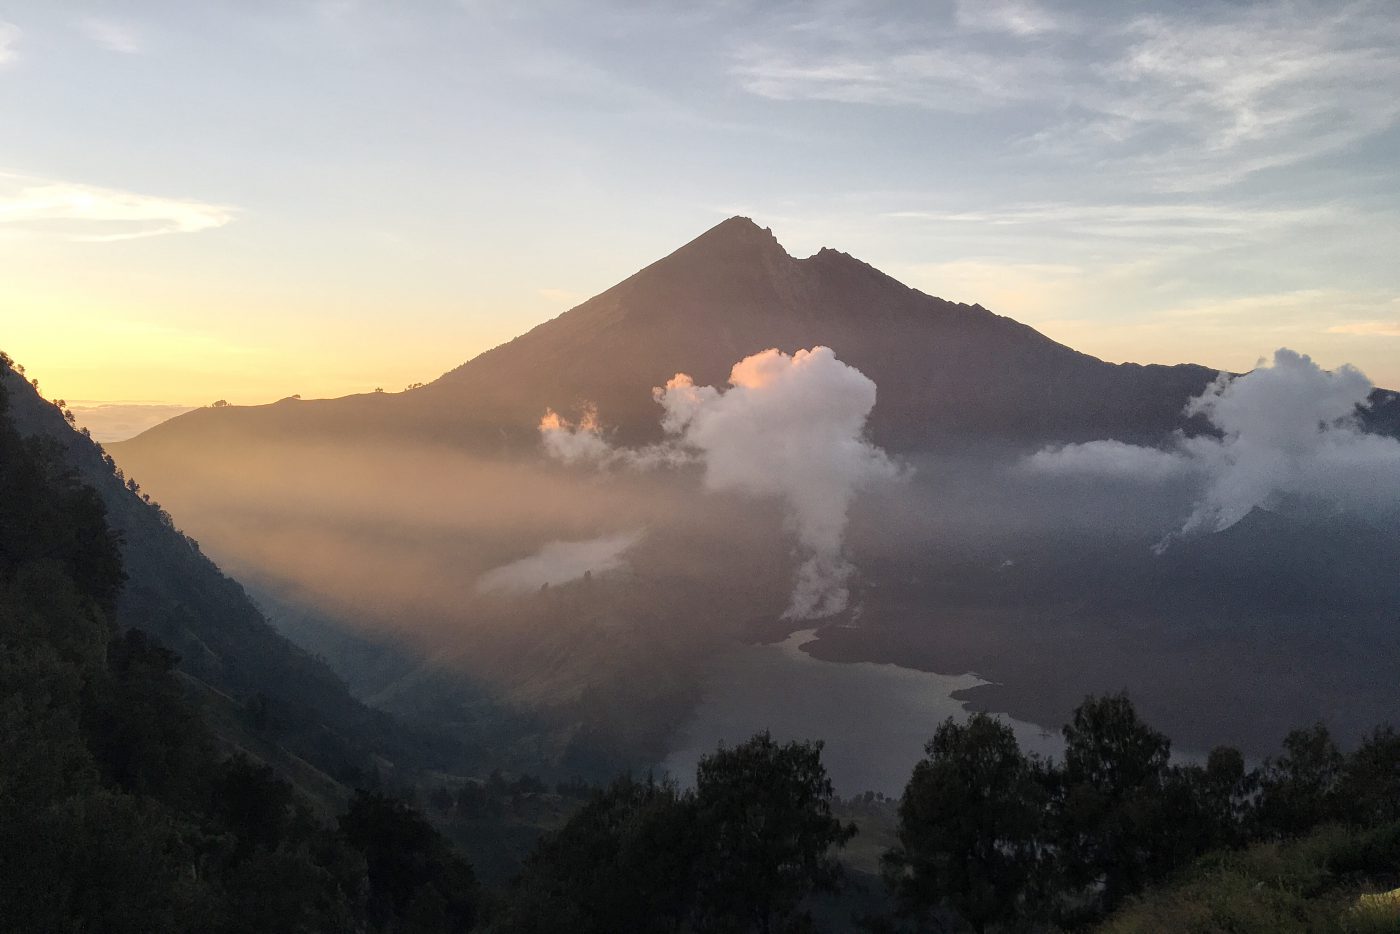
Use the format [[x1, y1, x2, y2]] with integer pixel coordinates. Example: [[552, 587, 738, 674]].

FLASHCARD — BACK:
[[99, 217, 1400, 766], [114, 217, 1227, 463], [0, 362, 484, 796], [111, 216, 1400, 460]]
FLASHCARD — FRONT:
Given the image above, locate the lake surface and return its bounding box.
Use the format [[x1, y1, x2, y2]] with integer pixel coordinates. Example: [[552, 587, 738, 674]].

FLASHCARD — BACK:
[[661, 629, 1064, 796]]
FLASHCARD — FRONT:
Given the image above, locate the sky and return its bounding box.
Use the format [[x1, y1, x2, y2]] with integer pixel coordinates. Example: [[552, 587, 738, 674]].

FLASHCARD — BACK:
[[3, 0, 1400, 427]]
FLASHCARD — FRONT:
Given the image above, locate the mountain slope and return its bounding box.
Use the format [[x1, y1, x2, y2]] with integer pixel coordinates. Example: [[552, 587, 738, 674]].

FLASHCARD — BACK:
[[0, 361, 477, 790], [114, 217, 1229, 464], [94, 217, 1400, 766]]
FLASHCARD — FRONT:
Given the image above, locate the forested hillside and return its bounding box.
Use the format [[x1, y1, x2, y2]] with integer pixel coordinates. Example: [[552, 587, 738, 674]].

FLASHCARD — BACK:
[[0, 356, 495, 798], [0, 366, 479, 931]]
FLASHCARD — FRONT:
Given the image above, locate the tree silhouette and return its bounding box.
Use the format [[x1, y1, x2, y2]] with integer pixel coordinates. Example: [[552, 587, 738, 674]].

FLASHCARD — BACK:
[[884, 713, 1046, 933]]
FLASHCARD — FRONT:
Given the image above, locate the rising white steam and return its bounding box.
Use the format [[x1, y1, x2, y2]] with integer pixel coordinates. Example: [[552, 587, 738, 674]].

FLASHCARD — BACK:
[[1027, 348, 1400, 548], [539, 406, 691, 469], [539, 406, 617, 466], [537, 346, 901, 619], [476, 531, 643, 593]]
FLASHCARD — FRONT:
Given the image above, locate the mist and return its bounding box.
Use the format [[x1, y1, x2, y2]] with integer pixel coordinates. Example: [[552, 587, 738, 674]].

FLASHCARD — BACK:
[[105, 345, 1400, 768], [476, 531, 644, 593], [1027, 348, 1400, 546]]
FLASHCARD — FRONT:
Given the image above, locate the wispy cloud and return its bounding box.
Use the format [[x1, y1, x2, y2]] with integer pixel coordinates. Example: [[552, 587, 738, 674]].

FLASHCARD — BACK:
[[78, 17, 144, 54], [537, 287, 583, 304], [1158, 290, 1399, 326], [885, 201, 1346, 243], [954, 0, 1063, 37], [1328, 320, 1400, 337], [0, 173, 236, 241], [729, 1, 1400, 191], [732, 42, 1061, 111], [0, 21, 20, 64], [1068, 4, 1400, 190]]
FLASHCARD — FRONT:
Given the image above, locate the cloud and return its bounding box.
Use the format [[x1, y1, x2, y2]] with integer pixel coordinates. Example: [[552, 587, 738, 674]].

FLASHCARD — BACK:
[[538, 406, 689, 469], [654, 347, 903, 618], [537, 287, 583, 304], [0, 21, 19, 64], [886, 202, 1345, 243], [1172, 349, 1399, 535], [66, 402, 195, 442], [540, 346, 902, 619], [731, 43, 1059, 112], [1026, 439, 1189, 482], [1028, 349, 1400, 547], [954, 0, 1061, 37], [0, 173, 236, 241], [79, 18, 143, 54], [1328, 321, 1400, 337], [539, 406, 611, 465], [728, 1, 1400, 190], [476, 531, 642, 593]]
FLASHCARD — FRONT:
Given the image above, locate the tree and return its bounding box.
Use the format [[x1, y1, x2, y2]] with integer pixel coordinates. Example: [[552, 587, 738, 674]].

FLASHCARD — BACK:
[[1337, 727, 1400, 826], [692, 732, 856, 933], [493, 775, 698, 934], [1255, 723, 1343, 838], [883, 714, 1046, 933], [1052, 693, 1173, 914], [338, 790, 478, 932]]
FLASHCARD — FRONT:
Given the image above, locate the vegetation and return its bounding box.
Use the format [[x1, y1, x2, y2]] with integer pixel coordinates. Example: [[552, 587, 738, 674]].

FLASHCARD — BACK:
[[881, 699, 1400, 932], [490, 735, 855, 934], [1101, 823, 1400, 933], [0, 376, 479, 932], [2, 353, 1397, 932]]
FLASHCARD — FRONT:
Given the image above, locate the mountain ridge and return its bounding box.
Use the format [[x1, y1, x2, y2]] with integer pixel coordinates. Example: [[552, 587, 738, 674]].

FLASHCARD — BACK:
[[115, 216, 1235, 462]]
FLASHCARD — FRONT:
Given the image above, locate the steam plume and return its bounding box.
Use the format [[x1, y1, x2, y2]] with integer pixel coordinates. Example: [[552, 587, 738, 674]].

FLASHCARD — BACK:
[[539, 406, 616, 466], [1028, 348, 1400, 547], [538, 346, 901, 619]]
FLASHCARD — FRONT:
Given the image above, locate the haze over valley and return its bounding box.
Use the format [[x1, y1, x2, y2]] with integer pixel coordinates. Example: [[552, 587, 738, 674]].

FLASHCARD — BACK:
[[104, 218, 1400, 776]]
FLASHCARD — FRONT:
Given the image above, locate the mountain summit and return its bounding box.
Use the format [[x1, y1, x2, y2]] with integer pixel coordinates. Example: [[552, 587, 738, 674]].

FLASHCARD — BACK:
[[423, 215, 1223, 449]]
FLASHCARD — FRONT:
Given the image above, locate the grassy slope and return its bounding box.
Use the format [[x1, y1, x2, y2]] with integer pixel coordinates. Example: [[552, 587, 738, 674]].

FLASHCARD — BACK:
[[1101, 822, 1400, 933]]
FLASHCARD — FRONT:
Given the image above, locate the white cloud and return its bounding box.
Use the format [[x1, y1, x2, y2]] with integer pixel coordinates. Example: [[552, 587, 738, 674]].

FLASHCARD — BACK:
[[954, 0, 1061, 37], [476, 531, 642, 593], [1073, 5, 1400, 190], [79, 18, 143, 54], [1328, 320, 1400, 337], [729, 1, 1400, 190], [0, 173, 236, 241], [0, 21, 20, 64], [539, 346, 903, 619], [1027, 349, 1400, 548], [659, 347, 902, 619], [1026, 440, 1190, 482]]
